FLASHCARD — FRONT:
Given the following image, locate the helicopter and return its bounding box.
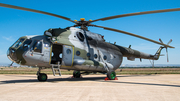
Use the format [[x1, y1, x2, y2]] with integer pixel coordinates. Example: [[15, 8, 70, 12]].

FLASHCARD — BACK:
[[1, 3, 179, 81]]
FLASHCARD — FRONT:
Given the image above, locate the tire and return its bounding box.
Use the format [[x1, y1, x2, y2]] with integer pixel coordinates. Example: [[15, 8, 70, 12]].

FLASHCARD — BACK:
[[107, 70, 116, 80], [38, 73, 47, 81], [73, 71, 81, 78]]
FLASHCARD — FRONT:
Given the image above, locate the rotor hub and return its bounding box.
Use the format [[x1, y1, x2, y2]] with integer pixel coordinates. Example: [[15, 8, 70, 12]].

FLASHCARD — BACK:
[[73, 18, 93, 30]]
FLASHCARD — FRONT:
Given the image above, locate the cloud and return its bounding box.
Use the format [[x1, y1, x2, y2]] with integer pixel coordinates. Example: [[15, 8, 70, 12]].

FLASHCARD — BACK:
[[2, 36, 14, 41]]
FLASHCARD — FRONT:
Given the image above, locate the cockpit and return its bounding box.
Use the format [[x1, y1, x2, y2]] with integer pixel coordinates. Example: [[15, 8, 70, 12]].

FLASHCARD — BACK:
[[7, 37, 34, 63], [7, 36, 48, 65], [7, 34, 72, 67]]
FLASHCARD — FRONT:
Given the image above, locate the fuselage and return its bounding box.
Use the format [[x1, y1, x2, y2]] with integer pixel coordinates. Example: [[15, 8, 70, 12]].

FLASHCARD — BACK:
[[7, 27, 159, 72]]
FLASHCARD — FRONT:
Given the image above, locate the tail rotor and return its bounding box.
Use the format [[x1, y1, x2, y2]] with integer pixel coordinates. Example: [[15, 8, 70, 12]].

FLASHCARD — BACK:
[[159, 39, 172, 62]]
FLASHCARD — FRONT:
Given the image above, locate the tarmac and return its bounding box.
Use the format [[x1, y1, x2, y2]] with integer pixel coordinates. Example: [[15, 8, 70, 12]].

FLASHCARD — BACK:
[[0, 74, 180, 101]]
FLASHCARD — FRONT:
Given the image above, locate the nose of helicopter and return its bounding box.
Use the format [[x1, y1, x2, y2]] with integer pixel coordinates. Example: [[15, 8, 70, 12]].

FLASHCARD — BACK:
[[7, 48, 17, 62]]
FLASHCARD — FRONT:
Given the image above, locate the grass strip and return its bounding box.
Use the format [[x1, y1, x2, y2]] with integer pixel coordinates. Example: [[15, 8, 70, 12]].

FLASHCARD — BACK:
[[0, 67, 180, 75]]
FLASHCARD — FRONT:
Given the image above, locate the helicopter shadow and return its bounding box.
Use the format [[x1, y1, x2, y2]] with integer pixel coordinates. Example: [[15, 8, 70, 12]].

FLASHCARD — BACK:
[[1, 75, 179, 88], [0, 75, 140, 84], [0, 75, 106, 84]]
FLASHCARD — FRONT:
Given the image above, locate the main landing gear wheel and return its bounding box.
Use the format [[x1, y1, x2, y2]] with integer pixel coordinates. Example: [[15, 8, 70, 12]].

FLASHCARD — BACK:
[[73, 71, 81, 78], [107, 70, 116, 80], [38, 73, 47, 82]]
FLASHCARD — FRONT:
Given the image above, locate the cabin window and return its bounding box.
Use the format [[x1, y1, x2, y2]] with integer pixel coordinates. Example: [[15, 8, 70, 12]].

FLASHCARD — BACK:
[[76, 51, 80, 56], [31, 40, 42, 53], [77, 32, 84, 41], [103, 55, 107, 60], [94, 54, 98, 59], [87, 53, 91, 57], [66, 49, 71, 54], [59, 53, 62, 58]]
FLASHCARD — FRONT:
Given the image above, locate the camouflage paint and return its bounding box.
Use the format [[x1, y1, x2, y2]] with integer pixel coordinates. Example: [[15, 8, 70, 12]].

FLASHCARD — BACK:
[[7, 27, 164, 72], [51, 28, 74, 46]]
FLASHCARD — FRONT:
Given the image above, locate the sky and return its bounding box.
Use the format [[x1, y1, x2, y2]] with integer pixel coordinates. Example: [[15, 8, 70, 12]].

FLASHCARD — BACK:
[[0, 0, 180, 66]]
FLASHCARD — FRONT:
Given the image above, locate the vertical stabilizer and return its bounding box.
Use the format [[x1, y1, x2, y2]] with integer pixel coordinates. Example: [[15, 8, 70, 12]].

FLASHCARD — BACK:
[[154, 46, 164, 60]]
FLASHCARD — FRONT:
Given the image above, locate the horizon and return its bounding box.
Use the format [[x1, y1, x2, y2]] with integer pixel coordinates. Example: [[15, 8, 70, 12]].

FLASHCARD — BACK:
[[1, 63, 180, 67]]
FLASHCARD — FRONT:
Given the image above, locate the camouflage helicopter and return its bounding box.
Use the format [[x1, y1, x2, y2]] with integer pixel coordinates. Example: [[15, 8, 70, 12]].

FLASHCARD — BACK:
[[1, 3, 179, 81]]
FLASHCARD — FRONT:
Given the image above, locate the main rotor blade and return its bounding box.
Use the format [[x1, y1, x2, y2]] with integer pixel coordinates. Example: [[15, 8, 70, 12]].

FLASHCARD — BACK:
[[93, 25, 175, 48], [91, 8, 180, 22], [0, 3, 75, 23]]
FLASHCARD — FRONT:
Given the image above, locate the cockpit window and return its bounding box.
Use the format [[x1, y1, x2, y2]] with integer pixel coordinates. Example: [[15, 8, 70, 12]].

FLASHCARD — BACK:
[[22, 39, 32, 51], [31, 40, 42, 53], [12, 38, 25, 48]]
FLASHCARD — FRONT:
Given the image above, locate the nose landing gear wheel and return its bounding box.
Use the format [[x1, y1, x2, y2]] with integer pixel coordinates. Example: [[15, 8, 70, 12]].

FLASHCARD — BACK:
[[107, 70, 116, 80], [73, 71, 81, 78], [38, 73, 47, 81]]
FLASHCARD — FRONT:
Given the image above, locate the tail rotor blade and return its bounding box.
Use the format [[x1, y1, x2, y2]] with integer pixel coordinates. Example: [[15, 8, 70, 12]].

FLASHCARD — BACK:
[[167, 39, 172, 45], [159, 39, 172, 62], [159, 38, 164, 44], [166, 48, 169, 62]]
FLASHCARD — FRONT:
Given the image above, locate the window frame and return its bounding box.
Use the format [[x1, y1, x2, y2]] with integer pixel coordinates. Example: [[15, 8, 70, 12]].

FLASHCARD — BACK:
[[30, 40, 43, 53]]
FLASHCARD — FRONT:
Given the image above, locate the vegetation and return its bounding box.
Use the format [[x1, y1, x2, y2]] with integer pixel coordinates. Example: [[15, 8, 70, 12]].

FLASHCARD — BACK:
[[116, 68, 180, 75], [0, 67, 180, 75]]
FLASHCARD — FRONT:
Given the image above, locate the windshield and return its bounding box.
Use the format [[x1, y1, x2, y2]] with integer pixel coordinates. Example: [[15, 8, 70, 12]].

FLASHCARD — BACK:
[[12, 38, 25, 48]]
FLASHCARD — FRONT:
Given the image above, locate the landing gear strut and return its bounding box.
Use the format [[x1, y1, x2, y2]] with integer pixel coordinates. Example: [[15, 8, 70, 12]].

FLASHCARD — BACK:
[[107, 70, 116, 80], [37, 67, 48, 82], [73, 71, 81, 78]]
